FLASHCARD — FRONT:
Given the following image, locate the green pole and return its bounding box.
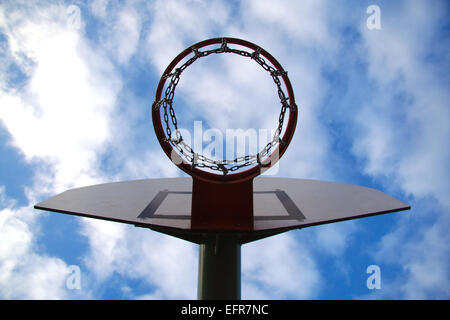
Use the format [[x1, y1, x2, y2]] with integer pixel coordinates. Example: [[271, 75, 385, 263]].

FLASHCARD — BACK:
[[197, 234, 241, 300]]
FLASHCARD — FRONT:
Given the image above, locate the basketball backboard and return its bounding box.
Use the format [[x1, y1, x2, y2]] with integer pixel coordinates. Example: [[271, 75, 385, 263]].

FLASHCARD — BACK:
[[34, 177, 410, 244]]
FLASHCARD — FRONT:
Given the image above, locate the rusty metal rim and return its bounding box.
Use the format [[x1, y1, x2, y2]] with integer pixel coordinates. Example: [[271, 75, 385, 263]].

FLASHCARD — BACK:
[[152, 37, 297, 184]]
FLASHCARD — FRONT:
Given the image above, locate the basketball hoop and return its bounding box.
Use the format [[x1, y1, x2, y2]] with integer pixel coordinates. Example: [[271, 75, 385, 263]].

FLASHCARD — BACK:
[[34, 38, 410, 301], [152, 37, 298, 184]]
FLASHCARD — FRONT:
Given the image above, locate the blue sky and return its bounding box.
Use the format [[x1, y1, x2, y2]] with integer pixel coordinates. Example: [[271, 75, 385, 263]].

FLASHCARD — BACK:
[[0, 0, 449, 299]]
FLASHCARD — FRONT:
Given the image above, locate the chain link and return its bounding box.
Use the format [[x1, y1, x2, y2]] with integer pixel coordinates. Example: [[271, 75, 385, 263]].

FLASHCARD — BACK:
[[154, 38, 295, 175]]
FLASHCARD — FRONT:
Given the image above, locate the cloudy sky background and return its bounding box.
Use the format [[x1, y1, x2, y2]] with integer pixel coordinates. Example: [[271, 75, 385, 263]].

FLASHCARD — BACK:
[[0, 0, 448, 299]]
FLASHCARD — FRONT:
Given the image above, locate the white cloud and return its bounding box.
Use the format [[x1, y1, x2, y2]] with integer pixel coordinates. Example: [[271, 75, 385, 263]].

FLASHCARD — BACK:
[[400, 220, 450, 299], [242, 233, 320, 299], [174, 50, 280, 132], [89, 0, 109, 19], [0, 3, 121, 193], [0, 188, 85, 299], [0, 2, 119, 299], [80, 219, 198, 299], [101, 5, 141, 64], [145, 0, 231, 72], [352, 1, 450, 299], [121, 150, 180, 180], [0, 1, 195, 300], [358, 202, 450, 300], [312, 221, 358, 257], [356, 1, 449, 206], [241, 0, 336, 50]]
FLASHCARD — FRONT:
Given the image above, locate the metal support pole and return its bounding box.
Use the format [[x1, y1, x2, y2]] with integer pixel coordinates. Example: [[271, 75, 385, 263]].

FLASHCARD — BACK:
[[198, 234, 241, 300]]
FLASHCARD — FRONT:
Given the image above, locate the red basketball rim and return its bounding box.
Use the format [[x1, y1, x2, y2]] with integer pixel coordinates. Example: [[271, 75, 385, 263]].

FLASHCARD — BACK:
[[152, 37, 297, 184]]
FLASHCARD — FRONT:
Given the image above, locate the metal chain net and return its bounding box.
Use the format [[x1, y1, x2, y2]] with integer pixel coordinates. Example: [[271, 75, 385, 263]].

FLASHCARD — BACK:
[[154, 38, 296, 175]]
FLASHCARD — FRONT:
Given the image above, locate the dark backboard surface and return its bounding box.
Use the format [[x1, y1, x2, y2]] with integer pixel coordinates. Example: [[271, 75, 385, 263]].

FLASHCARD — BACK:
[[35, 177, 410, 236]]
